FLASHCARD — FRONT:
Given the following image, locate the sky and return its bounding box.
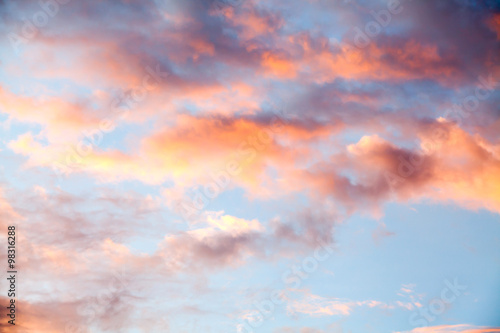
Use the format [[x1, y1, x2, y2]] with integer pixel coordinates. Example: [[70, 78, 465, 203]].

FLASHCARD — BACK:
[[0, 0, 500, 332]]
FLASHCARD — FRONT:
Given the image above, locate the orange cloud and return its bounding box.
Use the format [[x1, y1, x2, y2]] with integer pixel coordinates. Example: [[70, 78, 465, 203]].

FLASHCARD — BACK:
[[222, 2, 283, 40], [9, 114, 332, 193], [285, 120, 500, 216], [487, 14, 500, 40], [398, 324, 500, 333], [207, 212, 264, 235], [261, 51, 298, 79], [288, 34, 458, 84], [0, 86, 102, 143]]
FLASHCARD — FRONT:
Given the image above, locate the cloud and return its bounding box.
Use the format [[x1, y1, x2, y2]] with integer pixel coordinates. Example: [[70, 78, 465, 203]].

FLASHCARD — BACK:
[[398, 324, 500, 333], [0, 86, 102, 143], [284, 289, 414, 318], [290, 120, 500, 215], [9, 112, 335, 191]]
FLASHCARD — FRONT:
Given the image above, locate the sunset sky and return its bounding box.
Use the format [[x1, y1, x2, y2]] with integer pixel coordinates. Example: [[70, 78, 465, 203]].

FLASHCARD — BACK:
[[0, 0, 500, 332]]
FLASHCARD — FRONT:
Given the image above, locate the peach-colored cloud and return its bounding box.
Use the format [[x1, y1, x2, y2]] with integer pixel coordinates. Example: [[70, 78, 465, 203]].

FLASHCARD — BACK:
[[9, 113, 333, 191], [398, 324, 500, 333], [207, 212, 264, 235], [287, 34, 459, 84], [287, 293, 355, 316], [13, 34, 153, 89], [283, 120, 500, 216], [0, 86, 102, 143], [221, 2, 283, 40], [285, 290, 403, 318], [0, 296, 83, 333], [0, 189, 20, 224], [261, 51, 298, 79]]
